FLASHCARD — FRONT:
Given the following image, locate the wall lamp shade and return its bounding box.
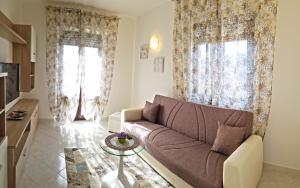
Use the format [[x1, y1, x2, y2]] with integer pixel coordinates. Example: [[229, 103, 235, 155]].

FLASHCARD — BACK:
[[150, 36, 159, 50]]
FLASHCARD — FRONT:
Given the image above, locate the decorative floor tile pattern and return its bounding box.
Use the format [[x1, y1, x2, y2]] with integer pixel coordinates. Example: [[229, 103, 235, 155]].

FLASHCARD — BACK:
[[64, 148, 173, 188], [18, 119, 300, 188]]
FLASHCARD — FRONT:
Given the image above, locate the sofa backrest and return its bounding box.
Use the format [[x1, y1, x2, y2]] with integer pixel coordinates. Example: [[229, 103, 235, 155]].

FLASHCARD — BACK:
[[153, 95, 253, 145]]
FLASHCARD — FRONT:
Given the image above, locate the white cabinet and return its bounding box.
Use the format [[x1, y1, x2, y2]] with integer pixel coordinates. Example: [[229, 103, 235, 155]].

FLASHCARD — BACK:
[[13, 25, 37, 91], [16, 106, 38, 187], [30, 26, 36, 63], [6, 100, 39, 188], [31, 106, 38, 133], [0, 137, 8, 188], [15, 138, 28, 186]]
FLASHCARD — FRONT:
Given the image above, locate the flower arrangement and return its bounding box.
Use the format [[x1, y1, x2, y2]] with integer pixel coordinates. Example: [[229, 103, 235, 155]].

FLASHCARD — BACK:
[[117, 132, 127, 144]]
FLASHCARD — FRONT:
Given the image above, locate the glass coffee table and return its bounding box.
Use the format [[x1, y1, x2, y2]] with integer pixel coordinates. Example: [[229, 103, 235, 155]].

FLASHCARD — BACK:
[[100, 133, 144, 188]]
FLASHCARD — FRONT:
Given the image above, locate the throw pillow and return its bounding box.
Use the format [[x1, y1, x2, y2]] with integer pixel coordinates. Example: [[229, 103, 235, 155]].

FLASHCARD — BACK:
[[142, 101, 160, 123], [211, 122, 247, 156]]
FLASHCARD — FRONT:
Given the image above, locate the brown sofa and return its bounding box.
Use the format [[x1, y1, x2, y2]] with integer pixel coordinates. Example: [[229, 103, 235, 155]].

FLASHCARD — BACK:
[[122, 95, 259, 188]]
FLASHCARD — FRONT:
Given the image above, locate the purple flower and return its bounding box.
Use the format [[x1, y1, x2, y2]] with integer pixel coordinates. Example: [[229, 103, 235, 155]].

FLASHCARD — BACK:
[[117, 132, 127, 139]]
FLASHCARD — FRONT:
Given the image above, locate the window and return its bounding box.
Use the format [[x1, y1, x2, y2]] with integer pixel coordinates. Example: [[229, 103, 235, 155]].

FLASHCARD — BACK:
[[220, 40, 254, 110], [59, 30, 103, 119], [61, 45, 103, 99], [82, 47, 102, 100], [62, 45, 79, 98], [190, 39, 254, 111]]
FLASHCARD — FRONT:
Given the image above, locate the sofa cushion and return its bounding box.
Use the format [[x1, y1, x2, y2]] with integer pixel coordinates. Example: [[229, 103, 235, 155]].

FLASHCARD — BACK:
[[167, 102, 199, 140], [146, 128, 227, 188], [153, 95, 253, 145], [142, 101, 160, 123], [122, 121, 164, 147], [147, 127, 197, 147], [195, 104, 253, 145], [211, 122, 247, 155], [153, 95, 183, 126]]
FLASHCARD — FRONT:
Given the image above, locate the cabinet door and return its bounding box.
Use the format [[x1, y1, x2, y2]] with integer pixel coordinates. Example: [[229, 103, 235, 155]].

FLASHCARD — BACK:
[[30, 26, 36, 62], [0, 137, 8, 188], [15, 136, 30, 186], [13, 24, 35, 91], [30, 106, 38, 137]]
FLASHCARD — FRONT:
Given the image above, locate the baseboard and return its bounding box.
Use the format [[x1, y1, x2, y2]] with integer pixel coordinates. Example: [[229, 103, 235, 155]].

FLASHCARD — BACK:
[[100, 116, 109, 120], [39, 118, 54, 121], [263, 161, 300, 172]]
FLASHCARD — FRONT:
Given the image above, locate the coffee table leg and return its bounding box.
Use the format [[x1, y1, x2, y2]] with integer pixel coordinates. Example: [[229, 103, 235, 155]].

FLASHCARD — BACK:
[[118, 152, 139, 188], [117, 153, 124, 179], [101, 152, 140, 188]]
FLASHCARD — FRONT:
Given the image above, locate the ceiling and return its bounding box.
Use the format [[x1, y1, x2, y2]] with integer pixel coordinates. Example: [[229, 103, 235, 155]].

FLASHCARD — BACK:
[[22, 0, 170, 17]]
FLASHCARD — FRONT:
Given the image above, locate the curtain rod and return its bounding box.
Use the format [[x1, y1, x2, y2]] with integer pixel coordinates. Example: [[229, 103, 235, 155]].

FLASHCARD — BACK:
[[46, 1, 120, 19]]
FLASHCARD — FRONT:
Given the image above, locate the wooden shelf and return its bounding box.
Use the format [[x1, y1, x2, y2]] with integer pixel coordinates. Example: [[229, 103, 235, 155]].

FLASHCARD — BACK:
[[6, 99, 39, 149], [0, 11, 27, 44], [0, 22, 27, 44]]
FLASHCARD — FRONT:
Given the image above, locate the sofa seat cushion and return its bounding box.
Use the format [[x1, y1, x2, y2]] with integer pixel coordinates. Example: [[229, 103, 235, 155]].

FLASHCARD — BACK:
[[146, 128, 228, 188], [123, 121, 164, 147]]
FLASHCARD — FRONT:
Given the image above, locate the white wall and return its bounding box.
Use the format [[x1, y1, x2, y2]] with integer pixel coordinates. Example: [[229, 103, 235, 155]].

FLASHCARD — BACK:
[[130, 1, 174, 106], [21, 2, 136, 118], [263, 0, 300, 170], [105, 15, 136, 116], [0, 0, 22, 23], [21, 2, 51, 118], [131, 0, 300, 170], [0, 0, 22, 63], [0, 38, 13, 63]]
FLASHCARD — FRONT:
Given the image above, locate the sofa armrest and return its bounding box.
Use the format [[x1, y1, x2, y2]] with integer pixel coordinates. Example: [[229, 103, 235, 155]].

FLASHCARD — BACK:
[[223, 135, 263, 188], [121, 108, 143, 122]]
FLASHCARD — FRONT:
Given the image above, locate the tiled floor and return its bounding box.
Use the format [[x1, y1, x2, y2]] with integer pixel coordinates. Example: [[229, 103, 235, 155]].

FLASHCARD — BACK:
[[258, 163, 300, 188], [19, 120, 108, 188], [19, 119, 300, 188]]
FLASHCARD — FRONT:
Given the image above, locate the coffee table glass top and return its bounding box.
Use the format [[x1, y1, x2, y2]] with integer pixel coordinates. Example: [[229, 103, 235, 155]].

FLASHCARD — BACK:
[[100, 133, 144, 156]]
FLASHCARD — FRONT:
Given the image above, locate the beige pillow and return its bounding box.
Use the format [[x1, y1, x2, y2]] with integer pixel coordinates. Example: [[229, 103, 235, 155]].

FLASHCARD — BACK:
[[211, 122, 246, 156]]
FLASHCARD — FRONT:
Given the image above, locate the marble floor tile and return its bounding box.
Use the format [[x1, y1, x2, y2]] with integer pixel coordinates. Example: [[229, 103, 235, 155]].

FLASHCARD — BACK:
[[45, 174, 68, 188], [18, 174, 39, 188]]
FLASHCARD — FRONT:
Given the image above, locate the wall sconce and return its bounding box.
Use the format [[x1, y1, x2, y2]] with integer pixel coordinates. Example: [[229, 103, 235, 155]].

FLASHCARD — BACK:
[[150, 35, 159, 50]]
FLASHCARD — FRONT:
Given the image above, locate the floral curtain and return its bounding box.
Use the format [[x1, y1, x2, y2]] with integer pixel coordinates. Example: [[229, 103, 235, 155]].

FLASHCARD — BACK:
[[173, 0, 277, 137], [80, 11, 119, 120], [46, 6, 119, 122]]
